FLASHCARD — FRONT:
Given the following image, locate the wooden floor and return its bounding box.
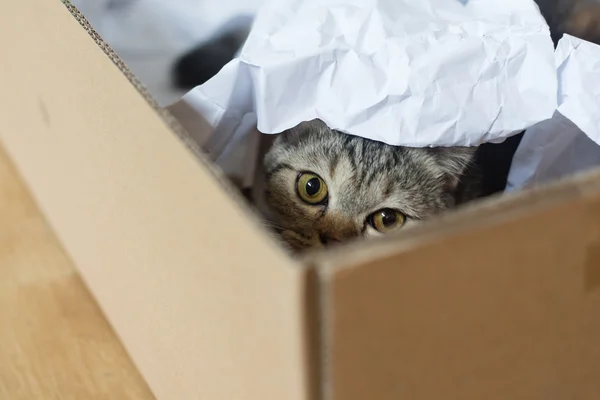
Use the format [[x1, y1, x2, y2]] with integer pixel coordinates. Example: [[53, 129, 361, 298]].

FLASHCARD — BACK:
[[0, 148, 155, 400]]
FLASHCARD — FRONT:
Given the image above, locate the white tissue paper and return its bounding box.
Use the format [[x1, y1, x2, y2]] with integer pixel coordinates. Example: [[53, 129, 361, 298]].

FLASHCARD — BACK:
[[506, 35, 600, 191], [167, 0, 600, 189]]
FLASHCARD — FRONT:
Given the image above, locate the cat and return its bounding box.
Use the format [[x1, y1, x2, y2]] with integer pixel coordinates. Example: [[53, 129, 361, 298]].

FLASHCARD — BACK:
[[256, 119, 482, 251]]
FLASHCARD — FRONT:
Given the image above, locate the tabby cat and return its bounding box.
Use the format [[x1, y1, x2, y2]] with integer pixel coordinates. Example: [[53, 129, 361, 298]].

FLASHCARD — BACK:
[[258, 119, 481, 251]]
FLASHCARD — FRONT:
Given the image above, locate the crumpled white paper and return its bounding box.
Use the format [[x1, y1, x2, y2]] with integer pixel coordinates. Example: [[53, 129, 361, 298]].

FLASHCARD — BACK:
[[171, 0, 557, 140], [167, 0, 600, 191], [168, 0, 558, 186], [506, 35, 600, 191]]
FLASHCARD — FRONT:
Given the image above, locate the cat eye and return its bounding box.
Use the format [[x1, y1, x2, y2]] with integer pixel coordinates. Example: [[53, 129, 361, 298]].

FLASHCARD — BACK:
[[368, 208, 406, 233], [296, 172, 328, 205]]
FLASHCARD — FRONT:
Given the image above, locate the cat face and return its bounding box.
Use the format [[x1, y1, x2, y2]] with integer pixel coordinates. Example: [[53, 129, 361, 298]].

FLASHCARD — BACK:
[[261, 120, 476, 252]]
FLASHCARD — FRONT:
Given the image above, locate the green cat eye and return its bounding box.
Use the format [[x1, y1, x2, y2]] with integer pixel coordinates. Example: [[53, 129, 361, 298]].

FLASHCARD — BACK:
[[368, 208, 406, 233], [297, 173, 328, 205]]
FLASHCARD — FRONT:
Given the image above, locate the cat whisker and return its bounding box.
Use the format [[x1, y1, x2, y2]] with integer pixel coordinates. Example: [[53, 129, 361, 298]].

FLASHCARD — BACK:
[[262, 220, 286, 233]]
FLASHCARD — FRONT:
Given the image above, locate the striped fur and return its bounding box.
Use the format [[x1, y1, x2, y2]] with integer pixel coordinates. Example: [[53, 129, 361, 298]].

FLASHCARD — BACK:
[[259, 119, 481, 251]]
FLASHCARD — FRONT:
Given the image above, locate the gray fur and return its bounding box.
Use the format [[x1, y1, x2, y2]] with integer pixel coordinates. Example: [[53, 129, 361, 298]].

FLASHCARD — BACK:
[[259, 119, 481, 251]]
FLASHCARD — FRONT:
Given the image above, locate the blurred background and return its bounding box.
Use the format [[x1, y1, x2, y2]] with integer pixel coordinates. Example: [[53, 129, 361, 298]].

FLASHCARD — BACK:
[[70, 0, 264, 106]]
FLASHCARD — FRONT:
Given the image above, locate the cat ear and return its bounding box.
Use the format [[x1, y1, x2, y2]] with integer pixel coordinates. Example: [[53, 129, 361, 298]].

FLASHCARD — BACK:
[[431, 147, 477, 189], [280, 119, 327, 146]]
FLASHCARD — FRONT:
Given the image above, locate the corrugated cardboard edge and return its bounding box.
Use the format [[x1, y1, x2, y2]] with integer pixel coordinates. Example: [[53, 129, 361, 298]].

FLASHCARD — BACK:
[[0, 1, 321, 399], [61, 1, 239, 205], [59, 2, 285, 257]]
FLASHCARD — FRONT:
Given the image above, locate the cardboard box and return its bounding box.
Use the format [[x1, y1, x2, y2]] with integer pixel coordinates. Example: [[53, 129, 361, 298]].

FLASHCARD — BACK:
[[1, 1, 599, 399]]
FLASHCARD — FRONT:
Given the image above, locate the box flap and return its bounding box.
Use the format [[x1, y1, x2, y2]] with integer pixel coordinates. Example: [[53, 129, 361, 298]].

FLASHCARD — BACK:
[[318, 171, 600, 399], [0, 1, 314, 399]]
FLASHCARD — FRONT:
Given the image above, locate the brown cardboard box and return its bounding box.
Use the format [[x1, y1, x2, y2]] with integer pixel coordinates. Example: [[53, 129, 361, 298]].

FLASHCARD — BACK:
[[1, 1, 599, 399]]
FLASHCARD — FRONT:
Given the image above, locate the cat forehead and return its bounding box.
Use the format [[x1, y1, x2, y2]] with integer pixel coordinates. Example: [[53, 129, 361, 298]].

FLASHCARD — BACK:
[[273, 130, 431, 181], [279, 145, 421, 213]]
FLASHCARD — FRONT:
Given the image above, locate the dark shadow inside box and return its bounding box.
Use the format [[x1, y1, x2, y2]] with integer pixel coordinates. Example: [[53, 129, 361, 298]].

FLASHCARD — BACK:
[[474, 132, 524, 197], [535, 0, 600, 45]]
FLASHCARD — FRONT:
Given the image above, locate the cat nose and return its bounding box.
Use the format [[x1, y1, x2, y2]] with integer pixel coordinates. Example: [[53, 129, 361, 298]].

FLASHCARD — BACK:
[[319, 233, 341, 246]]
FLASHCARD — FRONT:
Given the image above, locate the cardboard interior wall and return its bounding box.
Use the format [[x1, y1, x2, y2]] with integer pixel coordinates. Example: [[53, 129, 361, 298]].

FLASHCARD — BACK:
[[1, 1, 600, 400]]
